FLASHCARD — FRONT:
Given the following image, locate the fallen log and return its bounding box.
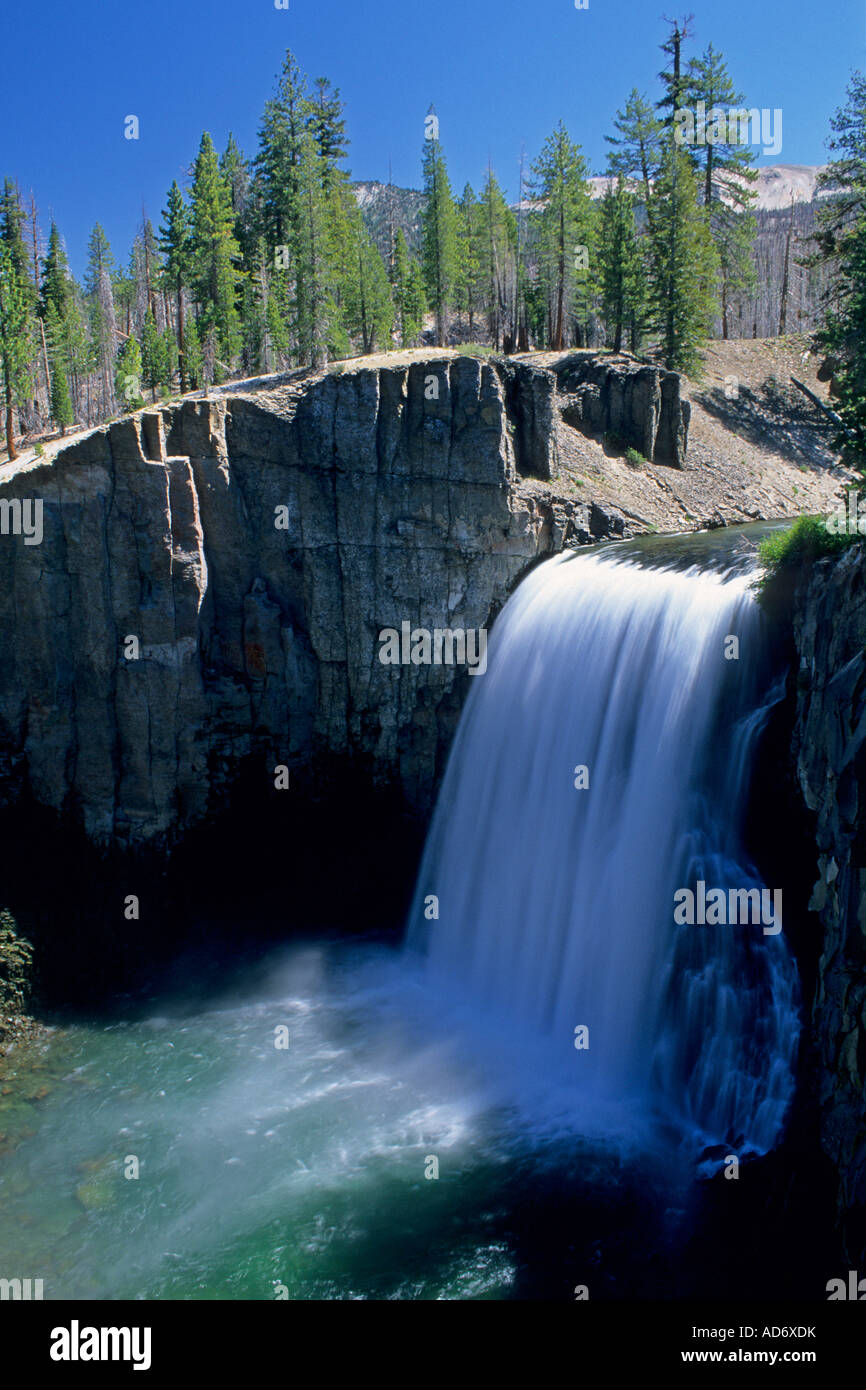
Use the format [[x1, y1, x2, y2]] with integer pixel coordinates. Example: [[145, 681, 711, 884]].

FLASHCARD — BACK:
[[790, 375, 857, 444]]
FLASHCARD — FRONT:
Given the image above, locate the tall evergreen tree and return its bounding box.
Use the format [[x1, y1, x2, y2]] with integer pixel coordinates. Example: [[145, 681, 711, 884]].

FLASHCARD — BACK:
[[531, 122, 593, 349], [0, 180, 34, 301], [392, 229, 426, 346], [598, 178, 646, 353], [478, 166, 516, 351], [0, 241, 30, 458], [294, 126, 337, 366], [159, 181, 191, 391], [647, 140, 718, 372], [344, 206, 393, 353], [114, 334, 144, 410], [44, 300, 73, 434], [656, 17, 693, 130], [0, 180, 37, 455], [455, 183, 483, 335], [183, 312, 203, 389], [140, 306, 166, 400], [189, 132, 242, 382], [221, 134, 253, 267], [683, 43, 758, 337], [606, 90, 664, 236], [308, 76, 349, 183], [84, 223, 117, 415], [40, 222, 71, 320], [420, 113, 459, 346], [813, 70, 866, 463], [254, 50, 308, 251]]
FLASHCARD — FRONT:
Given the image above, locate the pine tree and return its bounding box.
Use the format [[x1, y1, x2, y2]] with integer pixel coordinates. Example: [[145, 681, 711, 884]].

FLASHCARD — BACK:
[[141, 306, 166, 400], [115, 334, 144, 410], [478, 166, 516, 351], [159, 181, 191, 391], [0, 180, 37, 456], [455, 183, 483, 335], [420, 113, 459, 346], [0, 180, 34, 301], [656, 17, 693, 131], [531, 121, 594, 349], [308, 76, 349, 185], [58, 290, 90, 423], [44, 300, 73, 434], [813, 71, 866, 463], [682, 43, 758, 337], [344, 205, 393, 353], [183, 313, 203, 389], [133, 214, 160, 323], [0, 241, 31, 458], [647, 139, 718, 373], [605, 90, 664, 236], [84, 223, 117, 415], [189, 132, 242, 382], [294, 126, 337, 365], [113, 255, 136, 337], [392, 229, 425, 346], [254, 50, 308, 253], [40, 222, 71, 320], [221, 134, 250, 221], [599, 179, 646, 353], [253, 50, 316, 364], [221, 134, 253, 268]]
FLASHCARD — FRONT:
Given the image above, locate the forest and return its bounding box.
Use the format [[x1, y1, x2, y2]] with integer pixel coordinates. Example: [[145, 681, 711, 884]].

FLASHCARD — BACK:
[[0, 20, 863, 467]]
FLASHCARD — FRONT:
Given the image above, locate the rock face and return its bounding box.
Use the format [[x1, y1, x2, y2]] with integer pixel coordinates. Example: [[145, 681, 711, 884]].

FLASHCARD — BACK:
[[789, 544, 866, 1255], [550, 353, 691, 467], [0, 355, 613, 850]]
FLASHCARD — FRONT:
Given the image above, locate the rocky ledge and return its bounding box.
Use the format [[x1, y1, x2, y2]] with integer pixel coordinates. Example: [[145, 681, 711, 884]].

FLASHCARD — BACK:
[[0, 346, 850, 854], [0, 353, 633, 850]]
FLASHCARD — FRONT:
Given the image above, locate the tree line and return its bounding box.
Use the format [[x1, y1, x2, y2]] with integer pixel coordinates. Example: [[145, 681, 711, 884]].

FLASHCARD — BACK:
[[0, 24, 862, 463]]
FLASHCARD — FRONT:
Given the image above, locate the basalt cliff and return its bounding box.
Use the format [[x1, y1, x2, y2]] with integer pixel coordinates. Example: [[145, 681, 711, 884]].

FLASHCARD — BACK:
[[0, 352, 686, 850], [787, 545, 866, 1261], [0, 346, 845, 853]]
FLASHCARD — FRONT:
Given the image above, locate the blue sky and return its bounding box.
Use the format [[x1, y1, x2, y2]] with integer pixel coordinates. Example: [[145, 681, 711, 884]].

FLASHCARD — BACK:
[[2, 0, 864, 277]]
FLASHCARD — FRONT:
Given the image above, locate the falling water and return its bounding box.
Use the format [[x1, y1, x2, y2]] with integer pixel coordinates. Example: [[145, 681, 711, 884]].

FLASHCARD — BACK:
[[409, 545, 800, 1154]]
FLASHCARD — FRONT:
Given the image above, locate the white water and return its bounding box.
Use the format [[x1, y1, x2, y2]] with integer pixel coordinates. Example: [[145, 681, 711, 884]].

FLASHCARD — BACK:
[[409, 548, 800, 1153]]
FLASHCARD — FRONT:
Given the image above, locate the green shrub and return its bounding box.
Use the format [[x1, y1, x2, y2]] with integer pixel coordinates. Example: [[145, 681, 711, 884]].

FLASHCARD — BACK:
[[758, 515, 854, 569], [755, 514, 862, 611], [0, 910, 33, 1017], [456, 343, 495, 357], [625, 447, 647, 467]]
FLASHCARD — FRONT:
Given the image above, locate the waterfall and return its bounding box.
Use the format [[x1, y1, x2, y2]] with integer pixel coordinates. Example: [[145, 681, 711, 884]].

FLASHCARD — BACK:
[[409, 547, 800, 1154]]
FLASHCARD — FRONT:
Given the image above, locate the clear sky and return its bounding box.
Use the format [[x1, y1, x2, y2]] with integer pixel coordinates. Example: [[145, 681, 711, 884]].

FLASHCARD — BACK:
[[2, 0, 864, 278]]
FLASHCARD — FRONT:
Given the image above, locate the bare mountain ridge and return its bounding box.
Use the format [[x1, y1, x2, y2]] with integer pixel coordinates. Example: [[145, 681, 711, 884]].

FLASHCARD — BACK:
[[586, 163, 830, 210], [354, 164, 828, 227]]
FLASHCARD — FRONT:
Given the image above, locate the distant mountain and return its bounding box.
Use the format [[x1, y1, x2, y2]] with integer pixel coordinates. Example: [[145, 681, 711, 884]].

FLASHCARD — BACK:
[[587, 164, 829, 211], [353, 181, 425, 263]]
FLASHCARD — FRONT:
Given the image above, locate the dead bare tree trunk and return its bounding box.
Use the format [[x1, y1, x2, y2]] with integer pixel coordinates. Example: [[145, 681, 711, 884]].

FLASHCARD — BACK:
[[778, 199, 795, 337], [790, 375, 856, 442]]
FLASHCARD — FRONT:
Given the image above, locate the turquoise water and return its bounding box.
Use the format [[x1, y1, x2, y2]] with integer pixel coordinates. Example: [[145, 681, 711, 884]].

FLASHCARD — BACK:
[[0, 941, 674, 1300]]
